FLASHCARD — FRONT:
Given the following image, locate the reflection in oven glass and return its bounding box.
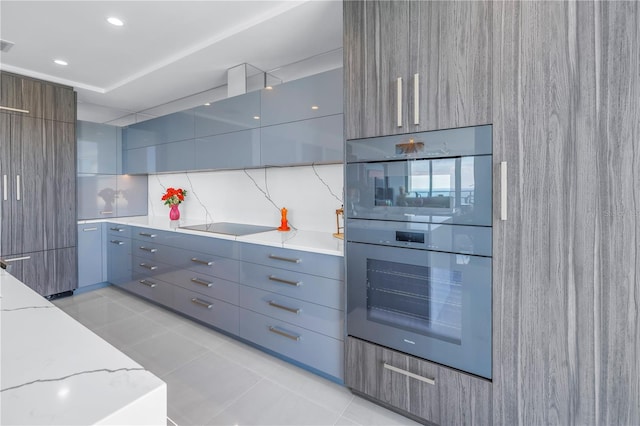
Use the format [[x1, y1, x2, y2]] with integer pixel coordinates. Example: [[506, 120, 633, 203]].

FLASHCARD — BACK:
[[366, 259, 462, 344]]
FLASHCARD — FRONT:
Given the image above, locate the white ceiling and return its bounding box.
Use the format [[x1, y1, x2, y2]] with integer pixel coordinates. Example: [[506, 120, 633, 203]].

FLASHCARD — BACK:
[[0, 0, 343, 126]]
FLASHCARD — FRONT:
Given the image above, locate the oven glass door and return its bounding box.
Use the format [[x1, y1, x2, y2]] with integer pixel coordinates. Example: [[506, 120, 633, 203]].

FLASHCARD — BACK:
[[345, 155, 491, 226], [346, 241, 492, 379]]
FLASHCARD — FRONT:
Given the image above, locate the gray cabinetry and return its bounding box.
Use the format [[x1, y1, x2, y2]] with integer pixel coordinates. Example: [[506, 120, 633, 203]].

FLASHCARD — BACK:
[[77, 121, 147, 219], [123, 110, 194, 149], [343, 0, 491, 139], [346, 336, 491, 425], [194, 90, 260, 137], [0, 72, 76, 297], [239, 242, 345, 380], [77, 223, 105, 287], [260, 114, 343, 166], [106, 225, 132, 286], [195, 129, 260, 170], [124, 139, 195, 174], [260, 68, 343, 126], [491, 1, 640, 424]]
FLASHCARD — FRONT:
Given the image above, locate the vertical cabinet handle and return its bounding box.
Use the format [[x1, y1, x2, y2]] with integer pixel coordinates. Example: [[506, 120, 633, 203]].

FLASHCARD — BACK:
[[16, 175, 20, 201], [396, 77, 403, 127], [413, 73, 420, 125], [2, 175, 7, 201], [500, 161, 508, 220]]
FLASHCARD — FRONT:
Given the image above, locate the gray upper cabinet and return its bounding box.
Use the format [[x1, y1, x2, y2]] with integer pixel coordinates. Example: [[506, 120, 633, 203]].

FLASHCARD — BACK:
[[77, 121, 121, 174], [260, 114, 343, 166], [123, 110, 194, 150], [344, 0, 491, 140], [195, 129, 260, 170], [260, 68, 343, 126], [116, 174, 148, 216], [77, 174, 118, 219], [194, 91, 261, 138]]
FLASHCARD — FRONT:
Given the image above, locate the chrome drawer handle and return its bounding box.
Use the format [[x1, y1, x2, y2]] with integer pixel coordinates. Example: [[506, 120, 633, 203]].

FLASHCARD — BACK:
[[139, 232, 157, 238], [82, 227, 98, 232], [268, 254, 301, 264], [139, 246, 157, 253], [383, 363, 435, 385], [0, 106, 30, 114], [100, 211, 113, 215], [191, 257, 213, 266], [138, 279, 156, 288], [110, 240, 124, 245], [110, 227, 125, 232], [2, 255, 31, 262], [268, 326, 300, 341], [191, 298, 212, 309], [268, 301, 300, 315], [191, 277, 213, 287], [139, 263, 157, 270], [268, 275, 301, 287]]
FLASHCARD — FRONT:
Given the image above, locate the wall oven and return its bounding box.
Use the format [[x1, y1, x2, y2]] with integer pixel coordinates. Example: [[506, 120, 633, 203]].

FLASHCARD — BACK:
[[345, 125, 492, 379]]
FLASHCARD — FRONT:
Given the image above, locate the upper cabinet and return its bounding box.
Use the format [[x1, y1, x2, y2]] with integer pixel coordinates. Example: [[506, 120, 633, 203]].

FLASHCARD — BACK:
[[194, 91, 261, 138], [344, 0, 492, 139], [78, 121, 121, 174], [123, 110, 194, 149], [260, 68, 343, 126]]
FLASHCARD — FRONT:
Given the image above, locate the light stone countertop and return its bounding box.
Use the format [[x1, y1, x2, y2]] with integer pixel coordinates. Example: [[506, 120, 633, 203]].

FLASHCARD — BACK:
[[79, 216, 345, 257], [0, 269, 167, 425]]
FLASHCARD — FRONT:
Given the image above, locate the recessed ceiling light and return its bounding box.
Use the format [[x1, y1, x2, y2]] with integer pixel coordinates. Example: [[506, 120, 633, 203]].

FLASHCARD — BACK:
[[204, 102, 211, 106], [253, 116, 260, 120], [265, 86, 273, 90], [311, 105, 319, 110], [107, 17, 124, 27], [54, 59, 68, 66]]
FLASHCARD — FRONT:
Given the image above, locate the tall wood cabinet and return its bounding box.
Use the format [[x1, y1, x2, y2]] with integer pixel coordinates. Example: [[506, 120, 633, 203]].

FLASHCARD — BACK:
[[344, 1, 640, 425], [344, 0, 491, 140], [0, 72, 77, 297]]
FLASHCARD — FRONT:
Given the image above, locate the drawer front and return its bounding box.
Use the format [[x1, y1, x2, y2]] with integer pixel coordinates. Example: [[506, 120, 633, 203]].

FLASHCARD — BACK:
[[116, 276, 173, 306], [170, 232, 239, 259], [132, 226, 174, 245], [132, 255, 174, 281], [162, 268, 239, 305], [240, 243, 344, 280], [240, 262, 344, 309], [107, 223, 132, 238], [239, 308, 343, 380], [131, 239, 180, 262], [171, 285, 239, 335], [239, 285, 343, 340]]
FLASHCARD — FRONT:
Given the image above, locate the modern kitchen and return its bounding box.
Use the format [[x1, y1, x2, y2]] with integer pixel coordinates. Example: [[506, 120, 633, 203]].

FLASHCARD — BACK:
[[1, 1, 639, 425]]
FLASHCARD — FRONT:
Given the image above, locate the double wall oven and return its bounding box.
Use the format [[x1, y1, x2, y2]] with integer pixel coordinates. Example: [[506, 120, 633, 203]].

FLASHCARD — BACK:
[[345, 125, 492, 379]]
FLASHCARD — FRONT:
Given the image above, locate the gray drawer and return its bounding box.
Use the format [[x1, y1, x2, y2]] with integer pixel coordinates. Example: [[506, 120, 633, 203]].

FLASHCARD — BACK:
[[172, 232, 239, 259], [131, 255, 174, 281], [171, 285, 239, 335], [239, 285, 343, 340], [162, 268, 239, 305], [116, 276, 173, 306], [107, 223, 132, 238], [132, 226, 175, 245], [239, 308, 343, 380], [240, 262, 344, 309], [240, 243, 344, 280]]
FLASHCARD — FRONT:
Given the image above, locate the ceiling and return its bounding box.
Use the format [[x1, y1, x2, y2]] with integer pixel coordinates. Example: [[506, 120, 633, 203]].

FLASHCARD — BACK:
[[0, 0, 343, 126]]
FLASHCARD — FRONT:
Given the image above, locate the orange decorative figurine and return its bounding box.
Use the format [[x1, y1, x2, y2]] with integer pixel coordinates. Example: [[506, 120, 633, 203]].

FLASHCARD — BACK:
[[278, 207, 290, 231]]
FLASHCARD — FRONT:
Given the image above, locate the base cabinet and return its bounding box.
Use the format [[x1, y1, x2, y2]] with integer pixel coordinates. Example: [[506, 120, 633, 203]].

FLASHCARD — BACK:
[[78, 223, 105, 287], [345, 337, 491, 426]]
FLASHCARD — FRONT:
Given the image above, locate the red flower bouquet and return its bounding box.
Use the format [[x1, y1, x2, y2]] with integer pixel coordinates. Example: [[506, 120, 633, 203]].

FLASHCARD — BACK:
[[161, 187, 187, 206]]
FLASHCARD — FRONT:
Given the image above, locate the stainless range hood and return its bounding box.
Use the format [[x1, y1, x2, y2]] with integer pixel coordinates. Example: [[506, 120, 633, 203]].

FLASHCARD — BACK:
[[227, 63, 282, 97]]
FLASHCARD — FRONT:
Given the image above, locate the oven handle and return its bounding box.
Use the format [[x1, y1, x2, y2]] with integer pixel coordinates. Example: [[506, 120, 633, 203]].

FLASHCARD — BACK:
[[383, 362, 436, 386]]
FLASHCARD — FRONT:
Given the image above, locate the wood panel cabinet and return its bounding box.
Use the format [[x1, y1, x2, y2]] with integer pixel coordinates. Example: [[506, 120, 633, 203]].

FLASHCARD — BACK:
[[344, 0, 491, 140], [491, 1, 640, 424], [0, 72, 76, 296]]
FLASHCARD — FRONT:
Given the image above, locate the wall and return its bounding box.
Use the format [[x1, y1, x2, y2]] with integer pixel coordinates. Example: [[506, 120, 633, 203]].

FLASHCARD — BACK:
[[147, 164, 344, 233]]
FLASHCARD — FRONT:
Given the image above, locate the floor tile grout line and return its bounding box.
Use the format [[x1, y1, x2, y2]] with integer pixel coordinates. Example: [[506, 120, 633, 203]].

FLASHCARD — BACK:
[[203, 377, 269, 424]]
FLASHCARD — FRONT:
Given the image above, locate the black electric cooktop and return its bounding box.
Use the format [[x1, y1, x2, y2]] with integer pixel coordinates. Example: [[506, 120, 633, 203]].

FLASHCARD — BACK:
[[179, 222, 276, 236]]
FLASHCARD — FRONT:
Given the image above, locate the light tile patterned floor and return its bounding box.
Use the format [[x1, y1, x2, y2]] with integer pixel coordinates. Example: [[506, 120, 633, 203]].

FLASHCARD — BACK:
[[54, 286, 420, 426]]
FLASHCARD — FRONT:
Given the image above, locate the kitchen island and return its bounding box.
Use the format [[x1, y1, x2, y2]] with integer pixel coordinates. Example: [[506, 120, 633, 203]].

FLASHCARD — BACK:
[[0, 268, 166, 425]]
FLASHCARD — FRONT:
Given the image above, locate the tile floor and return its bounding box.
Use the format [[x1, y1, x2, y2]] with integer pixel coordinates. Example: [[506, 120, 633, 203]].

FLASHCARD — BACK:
[[53, 286, 421, 426]]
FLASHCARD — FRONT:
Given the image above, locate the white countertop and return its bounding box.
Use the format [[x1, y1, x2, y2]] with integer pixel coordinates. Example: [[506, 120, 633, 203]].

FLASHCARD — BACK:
[[0, 269, 167, 425], [80, 216, 345, 257]]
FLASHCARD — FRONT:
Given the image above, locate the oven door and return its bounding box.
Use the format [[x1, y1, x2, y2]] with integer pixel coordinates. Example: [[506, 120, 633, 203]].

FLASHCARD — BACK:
[[346, 241, 491, 379]]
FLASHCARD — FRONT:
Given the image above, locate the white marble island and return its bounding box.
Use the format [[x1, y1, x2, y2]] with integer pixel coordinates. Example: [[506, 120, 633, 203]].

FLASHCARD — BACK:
[[0, 269, 166, 425]]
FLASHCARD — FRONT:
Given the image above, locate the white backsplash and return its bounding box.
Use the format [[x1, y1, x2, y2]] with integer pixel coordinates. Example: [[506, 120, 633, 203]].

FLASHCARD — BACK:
[[148, 164, 344, 233]]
